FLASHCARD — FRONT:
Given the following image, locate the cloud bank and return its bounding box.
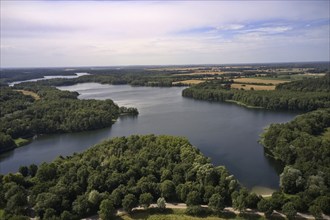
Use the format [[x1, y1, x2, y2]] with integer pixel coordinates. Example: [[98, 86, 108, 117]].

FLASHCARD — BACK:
[[1, 1, 329, 67]]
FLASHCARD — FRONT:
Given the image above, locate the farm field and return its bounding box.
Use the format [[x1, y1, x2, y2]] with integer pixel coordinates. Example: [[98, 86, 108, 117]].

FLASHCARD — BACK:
[[15, 89, 40, 100], [253, 73, 326, 81], [172, 79, 205, 85], [233, 78, 289, 85], [117, 208, 264, 220], [147, 67, 204, 71], [231, 83, 276, 90], [273, 68, 313, 73], [174, 71, 226, 76]]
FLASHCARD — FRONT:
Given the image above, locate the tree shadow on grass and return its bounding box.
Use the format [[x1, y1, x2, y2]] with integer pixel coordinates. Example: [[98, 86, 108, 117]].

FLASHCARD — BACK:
[[117, 208, 174, 220], [238, 212, 264, 220], [267, 215, 286, 220], [216, 211, 238, 219]]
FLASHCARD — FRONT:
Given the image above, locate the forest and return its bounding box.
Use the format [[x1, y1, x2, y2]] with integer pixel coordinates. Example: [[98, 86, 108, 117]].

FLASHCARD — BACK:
[[2, 134, 329, 219], [276, 76, 330, 92], [0, 67, 196, 87], [260, 108, 330, 218], [182, 75, 330, 111], [0, 84, 138, 153], [1, 134, 299, 220], [0, 135, 240, 219], [6, 71, 191, 88]]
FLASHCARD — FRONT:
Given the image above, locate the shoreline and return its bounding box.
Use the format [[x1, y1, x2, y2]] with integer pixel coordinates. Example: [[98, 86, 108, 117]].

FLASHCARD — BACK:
[[251, 186, 276, 197], [225, 100, 264, 109]]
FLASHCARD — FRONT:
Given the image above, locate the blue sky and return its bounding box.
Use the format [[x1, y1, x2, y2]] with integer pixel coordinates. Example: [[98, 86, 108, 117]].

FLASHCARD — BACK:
[[1, 1, 329, 67]]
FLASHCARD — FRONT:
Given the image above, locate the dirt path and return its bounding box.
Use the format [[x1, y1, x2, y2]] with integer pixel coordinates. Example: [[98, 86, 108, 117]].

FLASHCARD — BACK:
[[82, 202, 329, 220]]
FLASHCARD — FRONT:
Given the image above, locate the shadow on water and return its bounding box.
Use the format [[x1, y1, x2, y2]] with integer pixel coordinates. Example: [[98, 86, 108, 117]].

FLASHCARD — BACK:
[[119, 114, 139, 120], [0, 150, 15, 161], [263, 148, 285, 175]]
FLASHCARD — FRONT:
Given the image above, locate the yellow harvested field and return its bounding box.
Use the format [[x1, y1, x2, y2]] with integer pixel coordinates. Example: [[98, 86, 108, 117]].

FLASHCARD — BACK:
[[148, 67, 204, 71], [15, 90, 40, 100], [174, 71, 226, 76], [303, 73, 326, 76], [172, 80, 205, 85], [276, 68, 312, 72], [231, 83, 275, 91], [233, 78, 289, 85]]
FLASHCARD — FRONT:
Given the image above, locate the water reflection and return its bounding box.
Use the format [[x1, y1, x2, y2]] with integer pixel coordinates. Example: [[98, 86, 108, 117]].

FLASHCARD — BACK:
[[0, 83, 298, 189]]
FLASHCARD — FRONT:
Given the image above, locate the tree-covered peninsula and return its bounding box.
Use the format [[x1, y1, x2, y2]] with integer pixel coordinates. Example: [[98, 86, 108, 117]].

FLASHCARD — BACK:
[[182, 75, 330, 111], [259, 108, 330, 218], [0, 85, 138, 153], [3, 134, 328, 219], [0, 135, 245, 219]]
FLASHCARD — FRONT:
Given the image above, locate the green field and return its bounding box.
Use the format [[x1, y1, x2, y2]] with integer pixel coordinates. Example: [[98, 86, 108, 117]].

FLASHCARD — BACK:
[[14, 138, 31, 147], [321, 127, 330, 141], [116, 208, 268, 220]]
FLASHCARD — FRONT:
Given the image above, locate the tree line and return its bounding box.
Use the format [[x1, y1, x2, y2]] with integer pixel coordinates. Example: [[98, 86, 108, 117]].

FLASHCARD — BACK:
[[0, 67, 195, 87], [182, 75, 330, 111], [0, 135, 242, 219], [2, 134, 325, 219], [11, 72, 190, 88], [276, 75, 330, 92], [0, 84, 138, 153], [260, 108, 330, 218]]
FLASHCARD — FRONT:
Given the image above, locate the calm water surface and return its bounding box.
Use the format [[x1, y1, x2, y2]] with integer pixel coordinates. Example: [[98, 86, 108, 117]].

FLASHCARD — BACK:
[[0, 83, 298, 189]]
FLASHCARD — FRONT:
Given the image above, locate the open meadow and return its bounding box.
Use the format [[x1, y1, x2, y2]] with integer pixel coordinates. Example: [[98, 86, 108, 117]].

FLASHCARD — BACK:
[[230, 84, 276, 90], [172, 79, 205, 85], [233, 78, 289, 85]]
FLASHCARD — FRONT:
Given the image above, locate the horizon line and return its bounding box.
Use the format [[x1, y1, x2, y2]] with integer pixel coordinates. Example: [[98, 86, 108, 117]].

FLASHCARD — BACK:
[[1, 60, 329, 69]]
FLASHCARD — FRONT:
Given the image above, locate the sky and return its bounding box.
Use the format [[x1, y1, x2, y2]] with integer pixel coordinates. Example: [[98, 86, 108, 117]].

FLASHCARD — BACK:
[[1, 1, 329, 67]]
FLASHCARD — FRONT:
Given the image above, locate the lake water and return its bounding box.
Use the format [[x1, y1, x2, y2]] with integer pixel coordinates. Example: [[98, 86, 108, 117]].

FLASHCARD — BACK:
[[0, 83, 298, 190]]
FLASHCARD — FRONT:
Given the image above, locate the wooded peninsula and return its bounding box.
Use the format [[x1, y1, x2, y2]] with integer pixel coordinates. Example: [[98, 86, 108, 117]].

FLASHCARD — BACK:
[[0, 85, 138, 153]]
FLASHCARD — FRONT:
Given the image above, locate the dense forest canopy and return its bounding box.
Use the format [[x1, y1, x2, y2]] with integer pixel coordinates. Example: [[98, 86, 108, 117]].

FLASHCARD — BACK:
[[276, 76, 330, 92], [2, 134, 328, 219], [260, 108, 330, 217], [261, 109, 330, 188], [182, 75, 330, 111], [0, 135, 243, 219], [0, 85, 138, 153]]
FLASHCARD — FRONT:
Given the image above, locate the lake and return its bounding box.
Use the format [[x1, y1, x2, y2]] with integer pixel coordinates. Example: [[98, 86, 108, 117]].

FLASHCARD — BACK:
[[0, 83, 298, 190]]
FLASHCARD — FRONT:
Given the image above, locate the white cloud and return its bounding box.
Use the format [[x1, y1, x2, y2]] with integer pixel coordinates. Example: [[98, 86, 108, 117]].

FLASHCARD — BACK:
[[242, 26, 292, 34], [1, 1, 329, 67], [216, 24, 245, 31]]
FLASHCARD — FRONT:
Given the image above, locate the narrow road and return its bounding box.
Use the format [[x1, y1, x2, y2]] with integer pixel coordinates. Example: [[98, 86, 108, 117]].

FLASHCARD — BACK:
[[82, 202, 330, 220]]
